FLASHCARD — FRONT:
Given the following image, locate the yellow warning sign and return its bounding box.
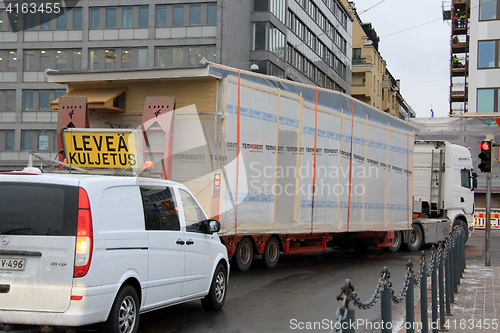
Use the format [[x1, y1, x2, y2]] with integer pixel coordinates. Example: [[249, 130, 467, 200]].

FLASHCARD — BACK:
[[63, 132, 138, 169]]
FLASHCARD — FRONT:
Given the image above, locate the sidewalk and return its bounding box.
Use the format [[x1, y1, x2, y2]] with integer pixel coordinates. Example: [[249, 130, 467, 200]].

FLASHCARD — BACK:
[[446, 265, 500, 332], [439, 230, 500, 333]]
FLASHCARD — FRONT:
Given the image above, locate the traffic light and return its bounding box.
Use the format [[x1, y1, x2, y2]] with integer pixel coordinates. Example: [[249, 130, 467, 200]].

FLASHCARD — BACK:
[[478, 141, 492, 173]]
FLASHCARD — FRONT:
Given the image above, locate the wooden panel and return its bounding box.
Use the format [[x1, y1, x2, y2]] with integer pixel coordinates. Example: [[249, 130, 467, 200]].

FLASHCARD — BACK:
[[67, 78, 218, 116]]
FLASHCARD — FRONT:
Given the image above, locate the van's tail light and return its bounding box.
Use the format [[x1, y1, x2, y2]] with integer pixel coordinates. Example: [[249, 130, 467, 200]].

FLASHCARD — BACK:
[[74, 187, 93, 278]]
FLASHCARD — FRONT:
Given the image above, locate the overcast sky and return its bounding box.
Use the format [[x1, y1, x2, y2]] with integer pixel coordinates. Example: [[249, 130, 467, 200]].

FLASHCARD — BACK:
[[350, 0, 452, 118]]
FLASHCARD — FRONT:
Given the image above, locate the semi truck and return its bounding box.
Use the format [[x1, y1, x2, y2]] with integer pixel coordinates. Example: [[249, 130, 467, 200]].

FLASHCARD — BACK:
[[42, 63, 475, 271]]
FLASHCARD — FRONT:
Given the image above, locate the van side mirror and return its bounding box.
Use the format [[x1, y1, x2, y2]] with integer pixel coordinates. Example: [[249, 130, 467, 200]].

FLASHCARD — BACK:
[[202, 219, 221, 234]]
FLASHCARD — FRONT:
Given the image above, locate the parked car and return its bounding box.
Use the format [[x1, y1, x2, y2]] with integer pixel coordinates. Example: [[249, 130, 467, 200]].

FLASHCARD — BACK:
[[0, 170, 229, 333]]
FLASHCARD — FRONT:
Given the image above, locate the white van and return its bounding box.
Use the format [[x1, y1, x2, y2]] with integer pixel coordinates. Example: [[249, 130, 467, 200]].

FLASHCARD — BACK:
[[0, 171, 229, 333]]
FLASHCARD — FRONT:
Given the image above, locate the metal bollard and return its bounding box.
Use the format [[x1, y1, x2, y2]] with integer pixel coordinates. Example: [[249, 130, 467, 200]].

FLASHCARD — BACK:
[[339, 279, 355, 333], [406, 260, 415, 333], [381, 267, 392, 333], [454, 234, 460, 291], [445, 240, 452, 310], [420, 253, 428, 333], [450, 240, 456, 301], [439, 243, 446, 329], [431, 246, 438, 333]]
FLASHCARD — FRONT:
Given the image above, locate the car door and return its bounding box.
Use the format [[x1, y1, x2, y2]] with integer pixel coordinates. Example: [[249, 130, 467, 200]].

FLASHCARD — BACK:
[[177, 188, 213, 297], [141, 185, 185, 309]]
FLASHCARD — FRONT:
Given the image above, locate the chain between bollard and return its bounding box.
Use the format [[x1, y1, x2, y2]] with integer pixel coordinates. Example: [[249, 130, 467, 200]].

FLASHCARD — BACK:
[[351, 269, 389, 310], [391, 260, 413, 303]]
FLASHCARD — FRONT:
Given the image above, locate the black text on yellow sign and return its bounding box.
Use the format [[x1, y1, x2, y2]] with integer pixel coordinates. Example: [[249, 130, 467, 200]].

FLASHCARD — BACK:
[[64, 132, 138, 169]]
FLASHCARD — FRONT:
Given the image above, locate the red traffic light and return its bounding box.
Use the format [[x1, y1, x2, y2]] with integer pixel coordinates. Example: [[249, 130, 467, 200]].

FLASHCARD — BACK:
[[479, 141, 491, 151]]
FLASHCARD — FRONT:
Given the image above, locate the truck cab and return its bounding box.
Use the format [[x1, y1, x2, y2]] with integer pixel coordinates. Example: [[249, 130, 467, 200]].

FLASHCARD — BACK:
[[409, 141, 475, 248]]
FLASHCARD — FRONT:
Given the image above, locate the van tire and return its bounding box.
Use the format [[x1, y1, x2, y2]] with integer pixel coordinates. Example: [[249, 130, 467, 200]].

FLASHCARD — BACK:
[[201, 264, 227, 311], [263, 236, 280, 268], [408, 225, 423, 252], [233, 238, 253, 271], [102, 285, 140, 333]]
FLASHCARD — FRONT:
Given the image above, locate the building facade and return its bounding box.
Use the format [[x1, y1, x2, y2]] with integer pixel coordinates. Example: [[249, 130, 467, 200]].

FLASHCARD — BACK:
[[0, 0, 353, 170], [468, 0, 500, 114], [347, 2, 414, 119]]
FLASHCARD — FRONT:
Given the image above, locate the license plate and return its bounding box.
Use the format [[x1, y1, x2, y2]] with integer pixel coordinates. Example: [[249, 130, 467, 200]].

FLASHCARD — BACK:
[[0, 258, 25, 271]]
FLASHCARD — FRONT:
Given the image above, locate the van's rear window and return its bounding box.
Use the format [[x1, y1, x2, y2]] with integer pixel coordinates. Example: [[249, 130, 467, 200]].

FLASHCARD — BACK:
[[0, 182, 78, 236]]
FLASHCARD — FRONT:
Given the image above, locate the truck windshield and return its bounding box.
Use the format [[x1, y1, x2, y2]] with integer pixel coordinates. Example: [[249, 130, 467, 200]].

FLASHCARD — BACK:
[[0, 182, 78, 236]]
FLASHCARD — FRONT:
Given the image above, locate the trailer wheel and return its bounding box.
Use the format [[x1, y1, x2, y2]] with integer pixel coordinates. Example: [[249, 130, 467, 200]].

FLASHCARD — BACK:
[[233, 237, 253, 271], [388, 231, 402, 252], [263, 236, 280, 268], [408, 225, 423, 252]]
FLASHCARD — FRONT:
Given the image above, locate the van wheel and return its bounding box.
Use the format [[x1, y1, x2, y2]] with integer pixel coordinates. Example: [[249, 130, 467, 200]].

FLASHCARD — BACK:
[[102, 285, 139, 333], [233, 238, 253, 271], [408, 225, 423, 252], [388, 231, 402, 252], [201, 264, 227, 311], [263, 236, 280, 268]]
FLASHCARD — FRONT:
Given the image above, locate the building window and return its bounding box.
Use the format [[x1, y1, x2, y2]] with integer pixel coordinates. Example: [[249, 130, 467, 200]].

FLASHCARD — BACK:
[[1, 130, 15, 151], [172, 47, 184, 66], [21, 130, 55, 152], [477, 88, 498, 113], [155, 45, 216, 67], [91, 8, 100, 29], [105, 49, 116, 69], [122, 7, 133, 28], [480, 0, 498, 20], [106, 8, 117, 28], [139, 6, 149, 27], [188, 47, 201, 65], [206, 46, 216, 62], [93, 5, 149, 29], [156, 3, 216, 27], [73, 8, 82, 29], [252, 22, 285, 60], [88, 47, 148, 70], [190, 4, 201, 26], [0, 90, 15, 111], [173, 5, 184, 27], [23, 90, 64, 112], [207, 3, 217, 25], [157, 5, 167, 27], [0, 50, 17, 71], [24, 49, 82, 71], [253, 22, 267, 51], [478, 40, 498, 68], [57, 9, 68, 29]]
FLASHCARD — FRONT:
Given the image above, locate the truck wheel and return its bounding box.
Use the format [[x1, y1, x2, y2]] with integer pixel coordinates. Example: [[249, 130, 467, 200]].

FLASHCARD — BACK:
[[388, 231, 402, 252], [233, 237, 253, 271], [408, 225, 423, 252], [102, 285, 140, 333], [460, 221, 469, 243], [263, 236, 280, 268], [201, 264, 227, 311]]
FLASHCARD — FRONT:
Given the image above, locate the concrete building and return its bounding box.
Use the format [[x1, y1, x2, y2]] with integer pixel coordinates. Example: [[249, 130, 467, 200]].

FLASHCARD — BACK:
[[468, 0, 500, 114], [347, 2, 415, 120], [0, 0, 353, 170]]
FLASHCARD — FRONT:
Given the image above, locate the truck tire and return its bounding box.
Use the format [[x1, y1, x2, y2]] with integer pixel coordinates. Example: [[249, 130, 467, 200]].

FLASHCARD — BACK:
[[201, 264, 227, 311], [408, 225, 423, 252], [101, 285, 140, 333], [459, 220, 469, 243], [233, 237, 253, 271], [388, 231, 402, 252], [263, 236, 280, 268]]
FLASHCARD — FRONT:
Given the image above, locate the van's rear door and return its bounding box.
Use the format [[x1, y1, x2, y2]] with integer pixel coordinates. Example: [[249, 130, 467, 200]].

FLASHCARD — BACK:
[[0, 181, 78, 312]]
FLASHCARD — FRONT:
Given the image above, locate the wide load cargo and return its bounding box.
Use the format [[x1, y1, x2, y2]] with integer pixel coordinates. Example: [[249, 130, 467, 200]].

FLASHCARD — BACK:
[[168, 65, 418, 236]]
